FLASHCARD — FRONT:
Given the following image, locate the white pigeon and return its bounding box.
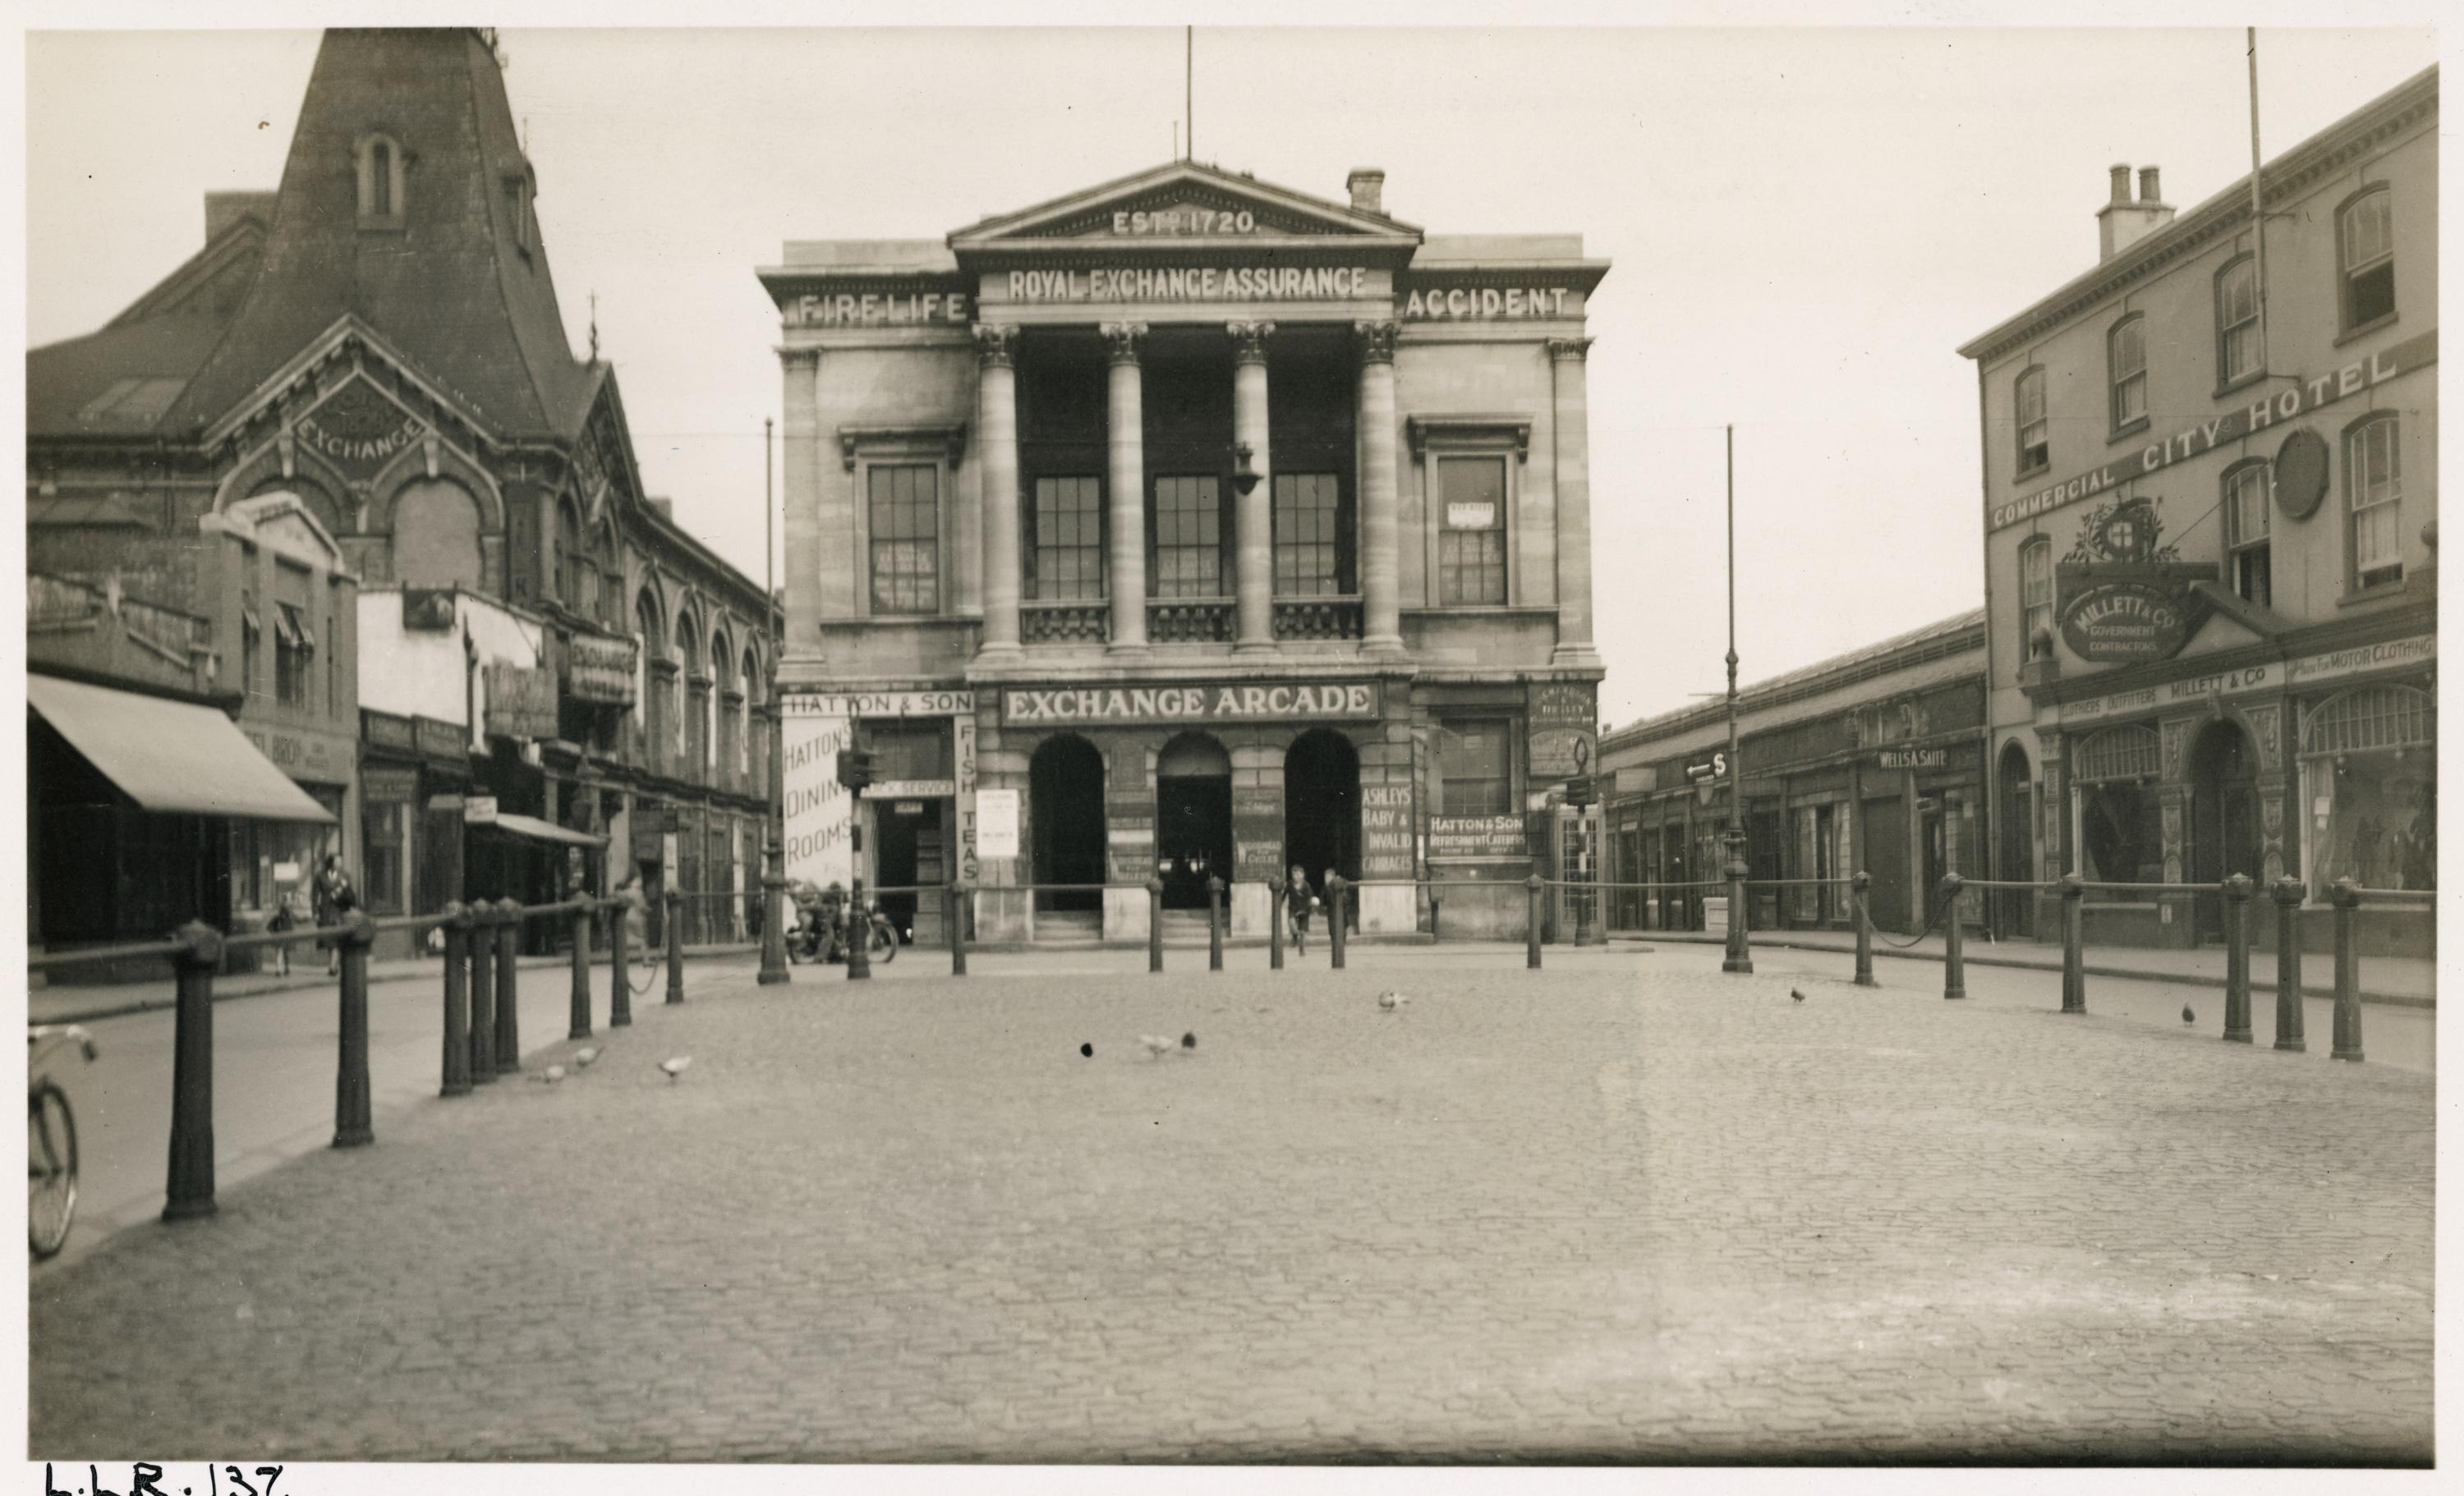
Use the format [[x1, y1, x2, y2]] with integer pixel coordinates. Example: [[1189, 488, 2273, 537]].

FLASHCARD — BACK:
[[530, 1064, 567, 1084], [1138, 1035, 1176, 1059], [573, 1046, 600, 1069], [1377, 991, 1410, 1011], [659, 1056, 692, 1081]]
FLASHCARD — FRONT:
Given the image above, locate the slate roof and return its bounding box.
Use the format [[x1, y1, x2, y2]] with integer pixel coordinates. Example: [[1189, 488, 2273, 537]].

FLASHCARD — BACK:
[[1605, 609, 1987, 748]]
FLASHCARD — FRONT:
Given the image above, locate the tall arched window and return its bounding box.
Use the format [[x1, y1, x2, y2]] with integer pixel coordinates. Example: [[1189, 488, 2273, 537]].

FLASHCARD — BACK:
[[2108, 314, 2147, 434], [675, 611, 706, 778], [2214, 255, 2261, 385], [742, 644, 764, 784], [2222, 461, 2271, 606], [555, 498, 584, 612], [597, 522, 623, 631], [710, 629, 735, 787], [2344, 413, 2403, 591], [2013, 366, 2048, 476], [391, 479, 484, 590], [356, 134, 406, 224], [2338, 186, 2395, 333], [635, 590, 666, 771]]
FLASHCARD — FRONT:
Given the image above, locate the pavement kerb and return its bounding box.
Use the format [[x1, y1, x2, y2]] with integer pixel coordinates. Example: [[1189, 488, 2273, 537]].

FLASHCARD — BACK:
[[1630, 929, 2434, 1009], [31, 943, 761, 1026]]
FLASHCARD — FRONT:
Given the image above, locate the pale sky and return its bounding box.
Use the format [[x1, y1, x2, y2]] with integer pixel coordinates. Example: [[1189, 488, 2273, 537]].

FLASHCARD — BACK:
[[21, 16, 2440, 730]]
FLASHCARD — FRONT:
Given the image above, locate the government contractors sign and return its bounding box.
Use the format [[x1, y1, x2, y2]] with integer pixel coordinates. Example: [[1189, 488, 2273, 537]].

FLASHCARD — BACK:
[[1002, 681, 1380, 727]]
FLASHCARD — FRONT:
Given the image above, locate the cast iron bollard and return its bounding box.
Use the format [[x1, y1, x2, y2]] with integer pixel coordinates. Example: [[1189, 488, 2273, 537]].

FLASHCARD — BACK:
[[439, 902, 473, 1097], [1329, 874, 1349, 970], [666, 888, 688, 1002], [333, 911, 376, 1148], [164, 920, 223, 1221], [1147, 876, 1165, 973], [569, 901, 595, 1040], [1207, 875, 1225, 971], [494, 897, 522, 1073], [758, 865, 791, 986], [1269, 883, 1285, 970], [2272, 875, 2305, 1053], [2330, 878, 2364, 1062], [608, 897, 633, 1029], [2058, 874, 2086, 1015], [949, 882, 969, 976], [1722, 853, 1754, 975], [1940, 874, 1966, 1000], [846, 877, 871, 981], [468, 900, 499, 1082], [1852, 870, 1877, 988], [2221, 874, 2254, 1044], [1430, 892, 1442, 942], [1526, 874, 1544, 970]]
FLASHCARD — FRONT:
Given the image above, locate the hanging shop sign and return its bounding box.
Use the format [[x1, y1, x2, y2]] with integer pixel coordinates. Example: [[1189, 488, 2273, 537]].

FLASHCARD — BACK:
[[1683, 752, 1728, 783], [1428, 815, 1530, 860], [2053, 498, 2214, 663], [463, 796, 499, 824], [484, 663, 559, 741], [1002, 681, 1379, 727], [1360, 785, 1415, 879], [2273, 428, 2331, 522], [565, 633, 639, 706], [1528, 681, 1600, 782], [1987, 328, 2435, 532], [402, 589, 457, 631]]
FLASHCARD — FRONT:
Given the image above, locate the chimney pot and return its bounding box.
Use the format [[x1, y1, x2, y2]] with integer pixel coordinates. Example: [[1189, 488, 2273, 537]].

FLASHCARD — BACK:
[[1346, 167, 1386, 216], [2108, 164, 2133, 204], [2139, 165, 2162, 203]]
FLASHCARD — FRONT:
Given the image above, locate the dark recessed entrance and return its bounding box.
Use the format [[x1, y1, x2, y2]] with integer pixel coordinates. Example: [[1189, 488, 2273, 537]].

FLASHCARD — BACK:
[[1156, 732, 1232, 911], [1997, 741, 2034, 938], [1284, 728, 1360, 907], [1031, 734, 1106, 913], [2190, 721, 2260, 942]]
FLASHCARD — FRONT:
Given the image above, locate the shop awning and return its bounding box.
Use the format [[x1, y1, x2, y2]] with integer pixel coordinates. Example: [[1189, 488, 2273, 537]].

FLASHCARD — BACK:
[[28, 673, 336, 824], [475, 812, 606, 848]]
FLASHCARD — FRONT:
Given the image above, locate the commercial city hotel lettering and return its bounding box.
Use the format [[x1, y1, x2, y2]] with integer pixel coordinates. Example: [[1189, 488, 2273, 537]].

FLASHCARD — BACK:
[[1004, 681, 1380, 726], [1988, 329, 2435, 531]]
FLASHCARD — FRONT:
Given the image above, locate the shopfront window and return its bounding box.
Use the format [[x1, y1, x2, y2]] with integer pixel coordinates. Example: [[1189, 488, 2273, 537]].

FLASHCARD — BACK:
[[2304, 686, 2434, 897], [1437, 719, 1511, 815], [365, 801, 406, 914], [2074, 723, 2162, 898]]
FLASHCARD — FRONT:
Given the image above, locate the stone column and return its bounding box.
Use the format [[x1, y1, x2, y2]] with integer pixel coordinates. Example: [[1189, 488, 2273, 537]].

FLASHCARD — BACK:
[[1229, 321, 1276, 654], [1547, 337, 1602, 670], [1355, 320, 1403, 654], [1102, 322, 1151, 655], [973, 324, 1022, 659]]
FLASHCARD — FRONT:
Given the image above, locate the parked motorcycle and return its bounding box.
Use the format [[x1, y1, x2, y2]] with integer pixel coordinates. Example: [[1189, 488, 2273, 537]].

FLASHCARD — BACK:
[[785, 885, 897, 966]]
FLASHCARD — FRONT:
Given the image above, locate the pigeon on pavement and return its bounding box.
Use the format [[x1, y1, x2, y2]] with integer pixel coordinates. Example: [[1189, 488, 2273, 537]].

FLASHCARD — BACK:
[[1139, 1035, 1176, 1059], [659, 1056, 692, 1081], [1791, 988, 1807, 1003], [573, 1046, 600, 1069], [2181, 1004, 2196, 1025], [1377, 991, 1409, 1011], [529, 1064, 567, 1084]]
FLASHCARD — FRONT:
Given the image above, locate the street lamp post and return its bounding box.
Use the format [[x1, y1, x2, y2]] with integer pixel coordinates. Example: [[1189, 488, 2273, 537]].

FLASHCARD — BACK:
[[1721, 424, 1754, 975], [757, 415, 791, 985]]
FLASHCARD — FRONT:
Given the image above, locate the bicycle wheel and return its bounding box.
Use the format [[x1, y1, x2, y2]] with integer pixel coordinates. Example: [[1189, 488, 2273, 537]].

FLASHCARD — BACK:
[[869, 919, 896, 965], [28, 1081, 77, 1261]]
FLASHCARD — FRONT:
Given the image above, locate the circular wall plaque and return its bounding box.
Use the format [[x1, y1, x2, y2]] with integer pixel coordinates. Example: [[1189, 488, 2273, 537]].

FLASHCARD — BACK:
[[2274, 428, 2330, 522]]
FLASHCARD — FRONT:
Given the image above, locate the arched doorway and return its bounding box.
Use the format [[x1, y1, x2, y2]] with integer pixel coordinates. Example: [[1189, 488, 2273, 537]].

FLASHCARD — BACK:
[[1284, 729, 1360, 911], [1155, 732, 1232, 911], [1030, 735, 1106, 913], [1996, 741, 2035, 938], [2189, 719, 2260, 942]]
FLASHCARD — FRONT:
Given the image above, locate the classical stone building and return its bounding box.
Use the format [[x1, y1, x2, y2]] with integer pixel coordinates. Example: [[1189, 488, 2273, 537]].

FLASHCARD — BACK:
[[762, 162, 1609, 941], [27, 28, 775, 958], [1960, 66, 2435, 954]]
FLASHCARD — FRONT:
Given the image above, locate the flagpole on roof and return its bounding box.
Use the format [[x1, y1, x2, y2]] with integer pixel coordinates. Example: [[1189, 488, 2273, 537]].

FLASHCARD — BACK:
[[2246, 29, 2269, 371]]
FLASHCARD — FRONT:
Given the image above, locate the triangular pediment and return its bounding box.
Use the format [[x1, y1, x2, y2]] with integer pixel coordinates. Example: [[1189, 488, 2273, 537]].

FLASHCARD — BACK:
[[951, 161, 1420, 251], [223, 489, 347, 569]]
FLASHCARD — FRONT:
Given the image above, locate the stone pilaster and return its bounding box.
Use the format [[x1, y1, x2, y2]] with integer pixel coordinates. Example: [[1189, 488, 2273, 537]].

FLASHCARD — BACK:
[[972, 324, 1022, 659], [779, 348, 822, 658], [1355, 320, 1402, 654], [1229, 321, 1276, 654], [1102, 322, 1150, 655], [1547, 337, 1601, 669]]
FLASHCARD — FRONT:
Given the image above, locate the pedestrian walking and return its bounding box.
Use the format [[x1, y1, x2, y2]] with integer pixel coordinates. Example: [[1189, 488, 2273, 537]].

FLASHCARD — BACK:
[[312, 853, 356, 976], [1285, 863, 1317, 957], [616, 872, 653, 970], [266, 886, 301, 976]]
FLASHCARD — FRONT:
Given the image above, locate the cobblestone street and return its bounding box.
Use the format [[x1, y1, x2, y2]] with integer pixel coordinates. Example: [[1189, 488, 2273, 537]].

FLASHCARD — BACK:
[[29, 952, 2433, 1464]]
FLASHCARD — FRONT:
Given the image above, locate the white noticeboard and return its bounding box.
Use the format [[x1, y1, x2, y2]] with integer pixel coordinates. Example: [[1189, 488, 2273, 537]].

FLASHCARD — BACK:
[[976, 788, 1020, 860]]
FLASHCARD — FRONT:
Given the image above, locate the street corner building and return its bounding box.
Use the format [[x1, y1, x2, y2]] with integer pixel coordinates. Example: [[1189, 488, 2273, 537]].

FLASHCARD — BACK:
[[26, 28, 775, 971], [761, 162, 1611, 944], [1961, 67, 2435, 957]]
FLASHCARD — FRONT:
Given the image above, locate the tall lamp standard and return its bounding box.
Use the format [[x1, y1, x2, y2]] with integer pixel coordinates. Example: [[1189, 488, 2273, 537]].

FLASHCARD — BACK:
[[757, 415, 791, 984], [1720, 424, 1754, 975]]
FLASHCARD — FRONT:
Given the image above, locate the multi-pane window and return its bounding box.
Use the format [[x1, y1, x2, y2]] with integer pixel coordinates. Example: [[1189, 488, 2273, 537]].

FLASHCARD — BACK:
[[1437, 456, 1508, 605], [1150, 475, 1223, 598], [2346, 415, 2403, 589], [1272, 473, 1345, 595], [2223, 463, 2272, 607], [2216, 256, 2261, 383], [2340, 189, 2395, 330], [274, 603, 314, 708], [866, 464, 939, 614], [2108, 316, 2146, 431], [2015, 367, 2048, 475], [2019, 538, 2053, 654], [363, 803, 404, 915], [1437, 719, 1512, 816], [1028, 475, 1105, 600]]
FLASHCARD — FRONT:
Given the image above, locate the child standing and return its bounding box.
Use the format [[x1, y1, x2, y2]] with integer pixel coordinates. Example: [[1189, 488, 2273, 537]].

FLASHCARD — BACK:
[[1285, 864, 1316, 957]]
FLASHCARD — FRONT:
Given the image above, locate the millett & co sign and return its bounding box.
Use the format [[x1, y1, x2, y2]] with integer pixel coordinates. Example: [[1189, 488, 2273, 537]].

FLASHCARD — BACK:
[[2059, 584, 2192, 663]]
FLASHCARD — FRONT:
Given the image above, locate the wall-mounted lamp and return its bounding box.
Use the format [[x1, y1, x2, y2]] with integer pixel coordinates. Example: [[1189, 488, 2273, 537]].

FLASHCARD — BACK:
[[1232, 441, 1260, 495]]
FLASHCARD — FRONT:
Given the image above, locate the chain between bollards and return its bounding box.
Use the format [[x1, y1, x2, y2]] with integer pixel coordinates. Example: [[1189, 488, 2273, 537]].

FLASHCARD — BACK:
[[1147, 876, 1165, 973], [1329, 874, 1348, 970], [333, 912, 375, 1148], [494, 898, 522, 1073], [2272, 875, 2305, 1052], [949, 882, 969, 976], [2330, 877, 2364, 1062], [845, 876, 871, 981], [163, 921, 223, 1222], [1207, 875, 1225, 971], [1525, 874, 1543, 970], [2058, 874, 2085, 1015], [568, 901, 595, 1040], [1851, 870, 1877, 987], [468, 902, 499, 1081], [1939, 874, 1966, 1000], [2221, 874, 2253, 1044], [439, 902, 473, 1097], [666, 888, 688, 1001]]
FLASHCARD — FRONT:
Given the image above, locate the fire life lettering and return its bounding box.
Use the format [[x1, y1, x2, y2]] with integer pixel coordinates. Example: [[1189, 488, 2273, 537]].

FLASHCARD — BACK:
[[792, 292, 972, 328], [1007, 266, 1371, 301], [1988, 332, 2433, 532], [296, 414, 424, 465], [1403, 287, 1570, 319]]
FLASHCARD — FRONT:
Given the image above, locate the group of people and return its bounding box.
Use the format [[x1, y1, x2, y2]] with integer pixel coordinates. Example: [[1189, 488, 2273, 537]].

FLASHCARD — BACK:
[[266, 852, 359, 976], [1283, 864, 1356, 956]]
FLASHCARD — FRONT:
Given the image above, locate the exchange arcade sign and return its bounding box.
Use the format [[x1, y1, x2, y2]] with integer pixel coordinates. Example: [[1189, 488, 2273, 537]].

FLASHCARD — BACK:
[[1003, 681, 1380, 727]]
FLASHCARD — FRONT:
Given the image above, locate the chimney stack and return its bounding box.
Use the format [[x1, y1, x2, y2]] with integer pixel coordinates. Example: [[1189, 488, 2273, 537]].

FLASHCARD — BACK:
[[2098, 162, 2177, 262], [1346, 168, 1385, 216]]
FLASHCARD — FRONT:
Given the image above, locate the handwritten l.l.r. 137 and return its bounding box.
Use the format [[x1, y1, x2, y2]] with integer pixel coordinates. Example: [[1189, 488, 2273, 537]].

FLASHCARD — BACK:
[[44, 1465, 285, 1496]]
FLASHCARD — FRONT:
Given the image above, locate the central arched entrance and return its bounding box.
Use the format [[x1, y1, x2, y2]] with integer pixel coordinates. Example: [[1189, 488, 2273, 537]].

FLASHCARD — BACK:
[[1996, 741, 2035, 938], [1284, 728, 1361, 909], [2189, 719, 2260, 942], [1155, 732, 1232, 910], [1030, 735, 1106, 913]]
